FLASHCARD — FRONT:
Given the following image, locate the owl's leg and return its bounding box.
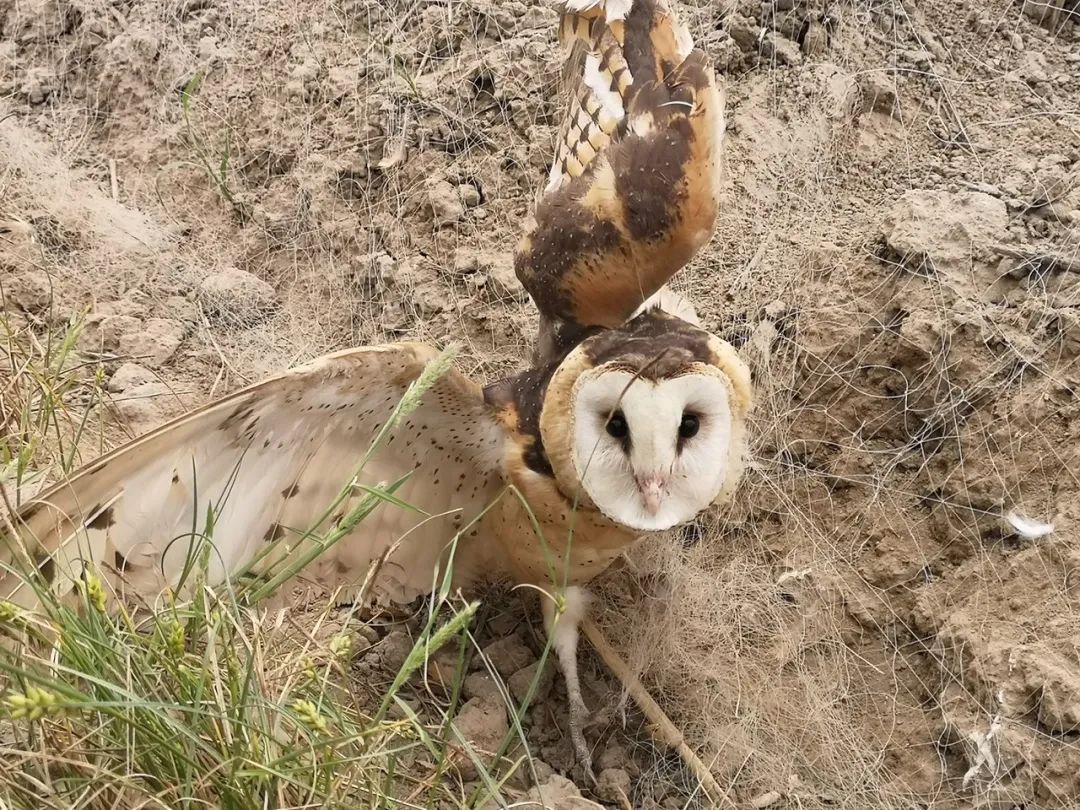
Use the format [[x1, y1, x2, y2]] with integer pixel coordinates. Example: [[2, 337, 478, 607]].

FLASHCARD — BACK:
[[542, 585, 594, 780]]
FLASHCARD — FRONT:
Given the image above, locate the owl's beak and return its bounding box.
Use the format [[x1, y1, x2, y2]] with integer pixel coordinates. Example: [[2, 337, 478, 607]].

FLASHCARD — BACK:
[[637, 474, 668, 515]]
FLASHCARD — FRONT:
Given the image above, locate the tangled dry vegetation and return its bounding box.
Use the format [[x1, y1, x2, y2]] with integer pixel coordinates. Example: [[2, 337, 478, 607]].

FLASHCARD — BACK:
[[2, 0, 1080, 807]]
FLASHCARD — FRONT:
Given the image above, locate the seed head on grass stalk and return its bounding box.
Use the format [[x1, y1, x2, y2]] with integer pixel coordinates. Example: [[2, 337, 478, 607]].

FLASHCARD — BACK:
[[0, 600, 21, 624], [328, 633, 351, 659], [80, 572, 107, 614], [291, 699, 329, 735], [4, 684, 62, 721], [157, 618, 186, 659], [375, 599, 480, 723]]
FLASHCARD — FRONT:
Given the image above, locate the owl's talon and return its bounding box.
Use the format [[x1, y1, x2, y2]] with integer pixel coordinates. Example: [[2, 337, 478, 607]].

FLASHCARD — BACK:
[[568, 693, 595, 781]]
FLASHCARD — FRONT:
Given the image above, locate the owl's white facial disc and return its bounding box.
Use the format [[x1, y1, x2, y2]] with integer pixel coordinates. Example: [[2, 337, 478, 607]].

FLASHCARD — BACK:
[[570, 369, 733, 531]]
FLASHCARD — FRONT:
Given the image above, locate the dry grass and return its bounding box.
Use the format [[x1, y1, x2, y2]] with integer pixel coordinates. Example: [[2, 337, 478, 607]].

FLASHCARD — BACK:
[[591, 2, 1080, 806], [2, 0, 1079, 807]]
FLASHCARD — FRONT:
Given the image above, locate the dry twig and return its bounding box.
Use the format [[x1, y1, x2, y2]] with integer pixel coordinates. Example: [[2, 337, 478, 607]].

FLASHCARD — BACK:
[[991, 243, 1080, 276], [582, 617, 731, 806]]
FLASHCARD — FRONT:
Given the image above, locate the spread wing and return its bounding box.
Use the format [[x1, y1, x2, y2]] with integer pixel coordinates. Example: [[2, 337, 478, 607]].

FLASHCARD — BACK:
[[517, 0, 724, 364], [2, 344, 509, 612]]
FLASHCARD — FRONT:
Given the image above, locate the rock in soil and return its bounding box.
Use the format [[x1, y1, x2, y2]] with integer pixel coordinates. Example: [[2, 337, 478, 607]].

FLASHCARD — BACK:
[[463, 670, 503, 703], [452, 695, 510, 778], [882, 190, 1007, 274], [3, 271, 52, 313], [107, 362, 155, 392], [112, 381, 171, 429], [118, 317, 185, 366], [508, 659, 554, 705], [426, 178, 466, 226], [480, 635, 535, 679], [198, 268, 279, 326], [594, 767, 632, 803], [80, 314, 143, 353]]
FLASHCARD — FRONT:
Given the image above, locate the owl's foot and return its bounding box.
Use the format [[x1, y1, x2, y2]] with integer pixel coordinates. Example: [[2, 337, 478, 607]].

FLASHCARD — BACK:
[[567, 690, 596, 782]]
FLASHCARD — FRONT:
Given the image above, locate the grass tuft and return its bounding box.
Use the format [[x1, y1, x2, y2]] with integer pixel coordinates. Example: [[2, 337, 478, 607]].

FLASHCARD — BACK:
[[1, 309, 106, 508], [0, 579, 478, 807]]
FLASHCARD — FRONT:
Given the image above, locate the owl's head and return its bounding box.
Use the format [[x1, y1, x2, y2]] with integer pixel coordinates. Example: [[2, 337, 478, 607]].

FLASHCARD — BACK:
[[540, 311, 752, 532]]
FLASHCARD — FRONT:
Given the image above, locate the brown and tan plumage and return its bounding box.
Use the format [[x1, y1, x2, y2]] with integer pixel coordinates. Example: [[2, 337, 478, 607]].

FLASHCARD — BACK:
[[2, 0, 746, 793], [517, 0, 725, 365]]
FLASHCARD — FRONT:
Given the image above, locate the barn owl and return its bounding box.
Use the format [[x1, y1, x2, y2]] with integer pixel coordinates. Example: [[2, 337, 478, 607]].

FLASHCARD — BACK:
[[1, 0, 748, 782]]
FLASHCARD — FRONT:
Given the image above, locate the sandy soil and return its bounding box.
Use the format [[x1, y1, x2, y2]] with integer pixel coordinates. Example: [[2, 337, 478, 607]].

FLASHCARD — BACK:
[[2, 0, 1080, 807]]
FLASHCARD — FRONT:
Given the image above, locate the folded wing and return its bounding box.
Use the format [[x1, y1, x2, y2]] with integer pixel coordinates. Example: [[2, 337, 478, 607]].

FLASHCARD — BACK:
[[516, 0, 724, 364], [2, 345, 508, 611]]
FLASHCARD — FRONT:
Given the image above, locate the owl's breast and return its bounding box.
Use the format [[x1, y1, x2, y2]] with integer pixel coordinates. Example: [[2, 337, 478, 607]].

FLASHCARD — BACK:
[[486, 450, 638, 589]]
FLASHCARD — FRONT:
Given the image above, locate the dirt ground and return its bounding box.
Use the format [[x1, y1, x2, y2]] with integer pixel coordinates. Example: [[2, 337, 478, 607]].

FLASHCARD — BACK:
[[2, 0, 1080, 807]]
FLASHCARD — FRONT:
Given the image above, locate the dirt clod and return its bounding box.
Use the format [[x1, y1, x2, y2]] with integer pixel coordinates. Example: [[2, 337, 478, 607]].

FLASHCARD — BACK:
[[458, 183, 482, 208], [426, 178, 466, 226], [112, 381, 171, 430], [118, 317, 184, 366], [375, 630, 412, 674], [463, 670, 503, 703], [453, 695, 509, 777], [480, 635, 534, 679], [594, 767, 632, 803], [882, 189, 1008, 273], [481, 254, 526, 302], [525, 773, 587, 806], [107, 362, 154, 392], [3, 271, 51, 313], [762, 35, 802, 66], [80, 314, 143, 354], [198, 268, 279, 326], [508, 659, 553, 705]]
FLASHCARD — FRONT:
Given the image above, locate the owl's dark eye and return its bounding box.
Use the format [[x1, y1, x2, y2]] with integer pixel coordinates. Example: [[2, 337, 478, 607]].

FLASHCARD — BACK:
[[678, 413, 700, 440], [606, 411, 629, 439]]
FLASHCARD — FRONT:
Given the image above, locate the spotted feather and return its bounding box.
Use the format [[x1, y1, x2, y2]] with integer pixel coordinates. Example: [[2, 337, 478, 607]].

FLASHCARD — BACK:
[[2, 345, 510, 612], [519, 0, 724, 365], [546, 0, 696, 193]]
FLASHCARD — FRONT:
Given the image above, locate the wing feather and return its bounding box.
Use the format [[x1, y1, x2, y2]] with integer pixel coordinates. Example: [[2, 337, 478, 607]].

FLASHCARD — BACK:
[[519, 0, 724, 365], [547, 23, 630, 193], [2, 344, 509, 612]]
